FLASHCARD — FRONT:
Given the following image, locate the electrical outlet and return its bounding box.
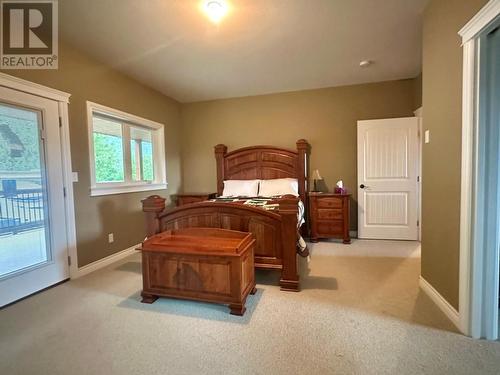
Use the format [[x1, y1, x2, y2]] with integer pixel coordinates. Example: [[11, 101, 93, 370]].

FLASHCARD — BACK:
[[108, 233, 114, 243], [424, 130, 430, 144]]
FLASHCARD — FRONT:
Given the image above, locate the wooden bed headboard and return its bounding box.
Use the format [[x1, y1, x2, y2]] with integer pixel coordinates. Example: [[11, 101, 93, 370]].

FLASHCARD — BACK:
[[214, 139, 310, 202]]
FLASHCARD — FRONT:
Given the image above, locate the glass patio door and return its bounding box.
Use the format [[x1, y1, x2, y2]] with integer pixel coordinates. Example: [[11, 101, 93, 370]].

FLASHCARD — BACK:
[[0, 85, 68, 307]]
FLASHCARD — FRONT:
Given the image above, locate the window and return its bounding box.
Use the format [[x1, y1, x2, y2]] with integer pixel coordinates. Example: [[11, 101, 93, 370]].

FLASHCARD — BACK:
[[87, 102, 166, 196], [130, 126, 154, 182]]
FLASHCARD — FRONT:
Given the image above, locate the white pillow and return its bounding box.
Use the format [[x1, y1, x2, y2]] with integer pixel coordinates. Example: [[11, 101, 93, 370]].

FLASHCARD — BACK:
[[222, 179, 260, 197], [258, 178, 299, 197]]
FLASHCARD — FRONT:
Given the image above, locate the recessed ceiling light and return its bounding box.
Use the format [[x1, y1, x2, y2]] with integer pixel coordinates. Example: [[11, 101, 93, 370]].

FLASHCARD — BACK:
[[203, 0, 228, 23], [359, 60, 373, 67]]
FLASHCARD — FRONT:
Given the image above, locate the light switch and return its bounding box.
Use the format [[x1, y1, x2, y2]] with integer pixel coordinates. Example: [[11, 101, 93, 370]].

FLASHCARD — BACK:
[[72, 172, 79, 182], [424, 130, 430, 144]]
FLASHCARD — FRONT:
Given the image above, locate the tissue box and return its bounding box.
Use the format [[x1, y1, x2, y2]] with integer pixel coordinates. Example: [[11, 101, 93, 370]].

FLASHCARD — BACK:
[[334, 187, 347, 194]]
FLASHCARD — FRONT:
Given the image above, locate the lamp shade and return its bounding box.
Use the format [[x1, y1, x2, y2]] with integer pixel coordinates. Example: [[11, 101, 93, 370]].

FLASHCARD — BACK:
[[312, 169, 322, 180]]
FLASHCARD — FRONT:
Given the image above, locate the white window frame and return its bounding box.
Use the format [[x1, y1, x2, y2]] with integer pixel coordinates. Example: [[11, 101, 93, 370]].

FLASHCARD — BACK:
[[86, 101, 167, 196]]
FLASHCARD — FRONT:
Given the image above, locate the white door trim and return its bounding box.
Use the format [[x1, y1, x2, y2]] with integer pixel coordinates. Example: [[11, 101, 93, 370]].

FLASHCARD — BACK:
[[459, 0, 500, 43], [458, 0, 500, 338], [414, 107, 423, 241], [0, 72, 70, 103], [0, 73, 78, 278], [58, 102, 79, 277]]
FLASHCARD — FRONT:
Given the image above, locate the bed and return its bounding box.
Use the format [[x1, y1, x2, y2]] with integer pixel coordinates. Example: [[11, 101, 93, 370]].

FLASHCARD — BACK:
[[141, 139, 310, 291]]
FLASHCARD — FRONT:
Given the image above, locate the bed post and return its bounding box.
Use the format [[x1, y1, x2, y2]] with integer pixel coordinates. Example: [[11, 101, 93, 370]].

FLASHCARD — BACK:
[[297, 139, 310, 236], [141, 195, 166, 237], [279, 197, 300, 292], [214, 144, 227, 196], [296, 139, 310, 203]]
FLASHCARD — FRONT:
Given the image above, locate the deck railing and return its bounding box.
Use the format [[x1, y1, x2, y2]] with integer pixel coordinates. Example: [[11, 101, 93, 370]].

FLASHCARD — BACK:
[[0, 188, 44, 235]]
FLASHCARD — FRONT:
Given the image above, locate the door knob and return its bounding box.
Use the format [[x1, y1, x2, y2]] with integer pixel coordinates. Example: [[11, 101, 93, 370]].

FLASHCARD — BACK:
[[360, 184, 366, 189]]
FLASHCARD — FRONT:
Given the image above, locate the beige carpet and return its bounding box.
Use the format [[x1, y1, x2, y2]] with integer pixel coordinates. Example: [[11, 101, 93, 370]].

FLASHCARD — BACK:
[[1, 240, 499, 375]]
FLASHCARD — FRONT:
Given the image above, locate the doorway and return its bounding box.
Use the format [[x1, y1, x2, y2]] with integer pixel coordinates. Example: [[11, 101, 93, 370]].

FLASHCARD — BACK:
[[473, 20, 500, 340], [458, 2, 500, 339], [0, 85, 69, 307]]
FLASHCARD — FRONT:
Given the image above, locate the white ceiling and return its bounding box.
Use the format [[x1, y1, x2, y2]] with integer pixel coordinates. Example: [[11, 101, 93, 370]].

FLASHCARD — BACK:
[[60, 0, 427, 103]]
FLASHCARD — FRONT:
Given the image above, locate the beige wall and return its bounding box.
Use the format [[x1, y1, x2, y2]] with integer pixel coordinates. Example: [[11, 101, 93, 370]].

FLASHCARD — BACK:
[[1, 42, 182, 267], [181, 79, 419, 229], [0, 24, 427, 268], [421, 0, 487, 309]]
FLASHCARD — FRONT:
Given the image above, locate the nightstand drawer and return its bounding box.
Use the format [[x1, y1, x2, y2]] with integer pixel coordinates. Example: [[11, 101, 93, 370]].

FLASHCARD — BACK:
[[317, 209, 343, 220], [316, 221, 344, 235], [316, 197, 343, 209]]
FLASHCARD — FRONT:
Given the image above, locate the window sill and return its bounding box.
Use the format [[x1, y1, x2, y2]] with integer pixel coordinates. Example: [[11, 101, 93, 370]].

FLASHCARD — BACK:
[[90, 183, 167, 197]]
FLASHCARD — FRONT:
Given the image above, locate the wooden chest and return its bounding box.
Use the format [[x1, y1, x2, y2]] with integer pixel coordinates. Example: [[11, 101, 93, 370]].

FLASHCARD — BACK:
[[309, 192, 351, 244], [138, 227, 256, 315]]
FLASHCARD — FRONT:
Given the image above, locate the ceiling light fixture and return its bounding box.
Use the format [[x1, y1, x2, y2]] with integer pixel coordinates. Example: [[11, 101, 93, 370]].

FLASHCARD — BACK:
[[359, 60, 373, 67], [203, 0, 228, 23]]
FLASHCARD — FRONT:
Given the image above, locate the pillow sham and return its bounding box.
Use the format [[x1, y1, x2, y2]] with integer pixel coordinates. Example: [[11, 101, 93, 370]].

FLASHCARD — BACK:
[[222, 179, 260, 197], [258, 178, 299, 197]]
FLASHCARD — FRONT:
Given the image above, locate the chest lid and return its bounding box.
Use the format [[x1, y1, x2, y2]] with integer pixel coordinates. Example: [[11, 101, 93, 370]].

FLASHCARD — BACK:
[[139, 227, 254, 256]]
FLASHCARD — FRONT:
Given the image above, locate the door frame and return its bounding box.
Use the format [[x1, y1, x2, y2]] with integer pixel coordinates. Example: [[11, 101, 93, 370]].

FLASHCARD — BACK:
[[0, 73, 78, 279], [458, 0, 500, 339], [414, 107, 423, 241]]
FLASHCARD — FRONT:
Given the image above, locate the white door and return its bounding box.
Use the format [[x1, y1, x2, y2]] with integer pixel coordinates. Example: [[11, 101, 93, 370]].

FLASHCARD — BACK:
[[357, 117, 419, 240], [0, 86, 69, 307]]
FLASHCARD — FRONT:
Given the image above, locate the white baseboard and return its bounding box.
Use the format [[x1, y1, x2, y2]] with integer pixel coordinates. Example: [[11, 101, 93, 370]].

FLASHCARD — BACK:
[[419, 276, 460, 329], [72, 244, 139, 279]]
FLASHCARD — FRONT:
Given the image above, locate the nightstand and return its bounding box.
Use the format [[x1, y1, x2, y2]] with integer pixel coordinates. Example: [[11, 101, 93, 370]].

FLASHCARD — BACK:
[[309, 192, 351, 244], [176, 193, 217, 206]]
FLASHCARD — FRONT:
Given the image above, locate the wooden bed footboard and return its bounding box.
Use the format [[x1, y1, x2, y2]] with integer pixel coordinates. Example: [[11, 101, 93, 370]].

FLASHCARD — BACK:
[[141, 195, 300, 291]]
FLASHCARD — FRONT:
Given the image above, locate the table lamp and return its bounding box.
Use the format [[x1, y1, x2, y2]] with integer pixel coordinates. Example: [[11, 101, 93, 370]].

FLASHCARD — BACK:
[[312, 169, 322, 192]]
